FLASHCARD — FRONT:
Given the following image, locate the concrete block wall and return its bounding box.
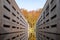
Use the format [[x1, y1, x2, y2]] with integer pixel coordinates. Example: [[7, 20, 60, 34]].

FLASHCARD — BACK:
[[0, 0, 28, 40], [36, 0, 60, 40]]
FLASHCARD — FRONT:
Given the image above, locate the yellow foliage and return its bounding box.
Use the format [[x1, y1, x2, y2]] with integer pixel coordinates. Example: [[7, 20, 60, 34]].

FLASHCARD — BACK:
[[21, 9, 42, 40]]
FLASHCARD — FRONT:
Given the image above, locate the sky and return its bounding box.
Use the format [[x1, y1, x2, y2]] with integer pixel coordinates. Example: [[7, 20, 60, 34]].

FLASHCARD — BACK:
[[15, 0, 46, 11]]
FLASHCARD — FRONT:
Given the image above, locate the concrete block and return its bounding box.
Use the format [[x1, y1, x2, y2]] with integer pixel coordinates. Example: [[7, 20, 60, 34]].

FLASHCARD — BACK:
[[0, 32, 20, 40]]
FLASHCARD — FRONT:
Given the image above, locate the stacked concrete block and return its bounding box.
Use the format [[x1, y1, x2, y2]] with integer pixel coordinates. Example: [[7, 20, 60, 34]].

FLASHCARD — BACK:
[[36, 0, 60, 40], [0, 0, 28, 40]]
